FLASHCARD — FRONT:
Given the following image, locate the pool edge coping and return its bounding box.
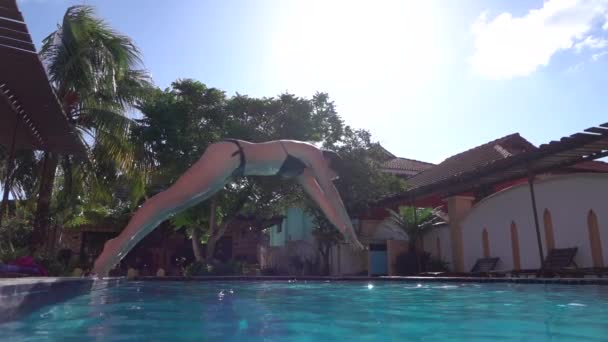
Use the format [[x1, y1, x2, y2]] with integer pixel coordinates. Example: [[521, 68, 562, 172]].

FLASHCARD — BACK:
[[129, 275, 608, 285]]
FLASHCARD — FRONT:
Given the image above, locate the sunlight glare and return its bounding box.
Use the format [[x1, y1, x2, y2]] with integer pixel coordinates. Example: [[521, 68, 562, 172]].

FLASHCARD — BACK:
[[270, 0, 448, 95]]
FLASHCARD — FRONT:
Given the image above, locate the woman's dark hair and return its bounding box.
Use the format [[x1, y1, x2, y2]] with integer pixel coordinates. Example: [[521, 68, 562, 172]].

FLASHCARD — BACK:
[[322, 149, 342, 171]]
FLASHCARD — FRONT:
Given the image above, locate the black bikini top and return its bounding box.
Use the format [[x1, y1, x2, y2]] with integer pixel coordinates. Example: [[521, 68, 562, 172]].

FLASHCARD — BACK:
[[224, 139, 306, 179], [277, 142, 307, 178]]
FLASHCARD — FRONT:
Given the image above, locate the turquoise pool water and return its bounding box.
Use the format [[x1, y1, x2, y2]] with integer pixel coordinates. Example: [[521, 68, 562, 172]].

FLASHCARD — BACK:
[[3, 281, 608, 341]]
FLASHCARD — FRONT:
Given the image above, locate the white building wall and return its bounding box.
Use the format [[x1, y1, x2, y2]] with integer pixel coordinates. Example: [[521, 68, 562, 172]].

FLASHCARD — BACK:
[[329, 244, 367, 276], [461, 173, 608, 271]]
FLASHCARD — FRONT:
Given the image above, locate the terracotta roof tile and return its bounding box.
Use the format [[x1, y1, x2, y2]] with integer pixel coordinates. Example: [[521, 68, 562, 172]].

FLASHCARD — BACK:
[[381, 157, 435, 175], [372, 144, 434, 176], [567, 160, 608, 172], [407, 133, 536, 189]]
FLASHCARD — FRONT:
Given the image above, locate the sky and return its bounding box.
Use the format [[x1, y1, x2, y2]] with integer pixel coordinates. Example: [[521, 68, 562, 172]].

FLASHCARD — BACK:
[[18, 0, 608, 164]]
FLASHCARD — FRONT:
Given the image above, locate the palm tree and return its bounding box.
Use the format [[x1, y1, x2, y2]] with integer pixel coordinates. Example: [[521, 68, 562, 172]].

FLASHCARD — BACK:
[[0, 148, 39, 228], [0, 149, 39, 202], [386, 206, 444, 273], [32, 5, 151, 250]]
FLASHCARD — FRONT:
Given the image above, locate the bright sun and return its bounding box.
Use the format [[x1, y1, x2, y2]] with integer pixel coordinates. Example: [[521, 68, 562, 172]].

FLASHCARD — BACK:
[[269, 0, 449, 96]]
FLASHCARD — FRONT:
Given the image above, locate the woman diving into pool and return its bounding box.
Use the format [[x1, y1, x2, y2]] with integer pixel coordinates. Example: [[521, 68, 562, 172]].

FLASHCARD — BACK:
[[93, 139, 366, 276]]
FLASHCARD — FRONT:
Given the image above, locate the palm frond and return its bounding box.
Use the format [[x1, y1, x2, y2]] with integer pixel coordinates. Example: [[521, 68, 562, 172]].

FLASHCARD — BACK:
[[77, 106, 133, 137], [387, 206, 440, 237], [41, 5, 147, 109]]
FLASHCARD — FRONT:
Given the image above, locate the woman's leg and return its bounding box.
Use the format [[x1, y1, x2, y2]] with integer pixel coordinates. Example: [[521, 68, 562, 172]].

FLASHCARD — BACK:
[[93, 142, 241, 276]]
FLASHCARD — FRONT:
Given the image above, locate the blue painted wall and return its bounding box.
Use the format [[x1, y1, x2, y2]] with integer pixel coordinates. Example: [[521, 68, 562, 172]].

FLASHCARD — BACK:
[[369, 250, 388, 276], [268, 207, 362, 247]]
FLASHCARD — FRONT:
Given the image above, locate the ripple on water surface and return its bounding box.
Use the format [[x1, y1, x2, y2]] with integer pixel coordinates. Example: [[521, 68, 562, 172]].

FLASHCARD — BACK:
[[3, 281, 608, 341]]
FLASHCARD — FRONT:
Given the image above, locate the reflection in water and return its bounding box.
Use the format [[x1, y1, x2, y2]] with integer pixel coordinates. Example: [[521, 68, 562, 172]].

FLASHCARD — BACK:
[[3, 281, 608, 341], [201, 288, 283, 339]]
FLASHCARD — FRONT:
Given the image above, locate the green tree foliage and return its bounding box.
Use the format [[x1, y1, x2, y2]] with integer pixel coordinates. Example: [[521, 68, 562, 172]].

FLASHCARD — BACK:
[[327, 128, 406, 213], [134, 80, 226, 182], [30, 5, 151, 250], [386, 206, 444, 273], [387, 206, 439, 252], [0, 148, 40, 201], [311, 215, 343, 275], [225, 92, 344, 143], [0, 148, 40, 232], [0, 206, 34, 258]]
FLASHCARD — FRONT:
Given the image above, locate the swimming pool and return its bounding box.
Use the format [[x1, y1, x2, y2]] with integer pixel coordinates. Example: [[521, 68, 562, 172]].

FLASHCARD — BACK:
[[3, 280, 608, 341]]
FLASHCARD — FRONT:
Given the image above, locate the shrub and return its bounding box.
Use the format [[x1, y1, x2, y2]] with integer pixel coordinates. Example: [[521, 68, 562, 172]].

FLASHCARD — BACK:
[[303, 258, 321, 276], [212, 260, 242, 276], [184, 261, 212, 276], [289, 256, 304, 275], [33, 254, 66, 276], [184, 260, 243, 277], [260, 266, 283, 276], [57, 249, 73, 267], [0, 216, 33, 254], [0, 247, 29, 264], [393, 251, 432, 275], [426, 256, 450, 272]]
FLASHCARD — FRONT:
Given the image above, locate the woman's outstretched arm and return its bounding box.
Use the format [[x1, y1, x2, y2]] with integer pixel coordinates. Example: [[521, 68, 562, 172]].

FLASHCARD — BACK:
[[296, 170, 365, 250]]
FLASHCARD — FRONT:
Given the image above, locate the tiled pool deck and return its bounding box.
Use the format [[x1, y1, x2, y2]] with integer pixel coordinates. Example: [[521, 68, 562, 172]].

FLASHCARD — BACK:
[[2, 275, 608, 322]]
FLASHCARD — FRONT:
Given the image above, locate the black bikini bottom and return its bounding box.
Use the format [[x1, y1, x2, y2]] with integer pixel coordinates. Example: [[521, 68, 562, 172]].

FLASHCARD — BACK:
[[223, 139, 246, 177], [222, 139, 306, 179]]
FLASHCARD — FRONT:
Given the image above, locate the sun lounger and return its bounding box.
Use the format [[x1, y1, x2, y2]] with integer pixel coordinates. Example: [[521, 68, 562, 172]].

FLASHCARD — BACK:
[[511, 247, 578, 278], [470, 257, 500, 274], [0, 263, 37, 277], [419, 257, 504, 277], [0, 256, 48, 277]]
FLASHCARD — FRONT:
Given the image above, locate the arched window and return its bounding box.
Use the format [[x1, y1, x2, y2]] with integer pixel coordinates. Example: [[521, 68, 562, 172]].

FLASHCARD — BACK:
[[543, 209, 555, 253], [587, 210, 604, 268], [510, 221, 521, 270], [482, 228, 490, 258]]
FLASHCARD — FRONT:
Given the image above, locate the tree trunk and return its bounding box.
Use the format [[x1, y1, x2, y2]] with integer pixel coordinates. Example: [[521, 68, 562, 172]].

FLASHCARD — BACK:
[[320, 245, 331, 276], [0, 119, 18, 228], [205, 197, 219, 261], [0, 173, 12, 223], [32, 151, 59, 252], [207, 220, 232, 263], [206, 186, 252, 262], [46, 224, 59, 256], [409, 238, 421, 274], [206, 237, 217, 262], [160, 225, 170, 270], [191, 228, 204, 261]]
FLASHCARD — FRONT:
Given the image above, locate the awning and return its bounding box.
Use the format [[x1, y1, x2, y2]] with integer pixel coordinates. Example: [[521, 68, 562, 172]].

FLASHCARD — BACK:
[[0, 0, 85, 155]]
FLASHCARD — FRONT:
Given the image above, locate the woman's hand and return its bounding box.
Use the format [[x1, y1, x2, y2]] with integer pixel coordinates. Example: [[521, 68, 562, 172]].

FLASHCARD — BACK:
[[344, 232, 366, 251]]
